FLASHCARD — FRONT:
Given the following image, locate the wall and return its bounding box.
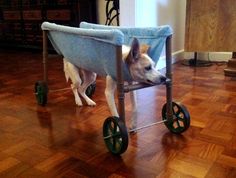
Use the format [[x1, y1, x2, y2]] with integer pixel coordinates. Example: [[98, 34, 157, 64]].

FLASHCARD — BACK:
[[120, 0, 186, 68], [98, 0, 230, 67], [98, 0, 187, 52], [120, 0, 186, 51], [97, 0, 106, 24], [97, 0, 119, 25]]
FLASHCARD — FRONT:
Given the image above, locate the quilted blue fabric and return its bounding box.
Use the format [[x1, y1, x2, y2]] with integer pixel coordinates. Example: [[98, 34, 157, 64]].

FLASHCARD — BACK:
[[80, 22, 173, 64], [41, 22, 172, 81]]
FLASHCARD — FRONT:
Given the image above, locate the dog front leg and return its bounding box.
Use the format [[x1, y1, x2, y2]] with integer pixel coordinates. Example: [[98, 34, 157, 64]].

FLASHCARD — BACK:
[[105, 76, 119, 117]]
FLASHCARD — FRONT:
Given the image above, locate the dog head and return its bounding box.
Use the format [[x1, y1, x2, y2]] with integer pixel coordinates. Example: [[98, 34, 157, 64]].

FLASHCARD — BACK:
[[125, 38, 166, 85]]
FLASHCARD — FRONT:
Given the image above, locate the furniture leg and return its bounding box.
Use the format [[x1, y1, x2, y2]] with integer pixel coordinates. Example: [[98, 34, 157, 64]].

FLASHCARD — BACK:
[[224, 52, 236, 77]]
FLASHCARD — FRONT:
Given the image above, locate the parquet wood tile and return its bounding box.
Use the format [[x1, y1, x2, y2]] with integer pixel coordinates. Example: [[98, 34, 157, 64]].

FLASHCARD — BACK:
[[1, 49, 236, 177]]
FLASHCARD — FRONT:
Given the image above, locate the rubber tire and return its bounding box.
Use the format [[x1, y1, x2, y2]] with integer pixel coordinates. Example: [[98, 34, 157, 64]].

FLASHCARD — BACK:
[[35, 81, 48, 106], [162, 102, 190, 134], [103, 116, 128, 155], [85, 82, 96, 97]]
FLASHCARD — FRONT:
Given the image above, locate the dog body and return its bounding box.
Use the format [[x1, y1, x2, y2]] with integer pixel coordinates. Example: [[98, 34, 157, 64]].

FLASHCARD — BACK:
[[63, 38, 166, 128]]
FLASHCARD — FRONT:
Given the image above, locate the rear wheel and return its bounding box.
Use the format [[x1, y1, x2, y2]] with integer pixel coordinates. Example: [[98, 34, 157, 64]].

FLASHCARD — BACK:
[[86, 82, 96, 97], [35, 81, 48, 106]]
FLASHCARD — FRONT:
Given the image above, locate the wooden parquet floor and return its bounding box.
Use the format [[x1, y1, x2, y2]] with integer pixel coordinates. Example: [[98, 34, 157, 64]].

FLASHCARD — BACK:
[[0, 49, 236, 178]]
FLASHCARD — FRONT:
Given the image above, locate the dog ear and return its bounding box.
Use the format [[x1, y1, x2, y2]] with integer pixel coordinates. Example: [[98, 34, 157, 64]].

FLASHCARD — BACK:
[[126, 38, 140, 64], [140, 44, 150, 54], [131, 38, 140, 60]]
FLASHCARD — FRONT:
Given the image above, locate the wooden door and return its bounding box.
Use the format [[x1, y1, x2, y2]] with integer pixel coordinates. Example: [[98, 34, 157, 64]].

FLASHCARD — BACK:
[[185, 0, 236, 52]]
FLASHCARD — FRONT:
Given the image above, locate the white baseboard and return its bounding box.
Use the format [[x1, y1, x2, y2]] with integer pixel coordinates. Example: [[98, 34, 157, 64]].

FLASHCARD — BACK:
[[156, 51, 232, 70], [184, 52, 232, 62], [156, 49, 184, 69]]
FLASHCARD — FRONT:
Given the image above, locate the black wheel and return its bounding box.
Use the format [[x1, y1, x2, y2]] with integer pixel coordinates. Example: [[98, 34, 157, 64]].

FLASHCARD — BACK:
[[85, 82, 96, 97], [34, 81, 48, 106], [162, 102, 190, 134], [103, 116, 128, 155]]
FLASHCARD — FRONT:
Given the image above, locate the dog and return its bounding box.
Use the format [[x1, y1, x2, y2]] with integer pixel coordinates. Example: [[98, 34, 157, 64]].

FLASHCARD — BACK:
[[63, 38, 166, 129]]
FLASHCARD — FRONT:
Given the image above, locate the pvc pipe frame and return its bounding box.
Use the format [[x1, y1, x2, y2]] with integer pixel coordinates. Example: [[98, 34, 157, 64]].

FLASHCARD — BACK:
[[42, 30, 173, 126], [116, 35, 173, 124]]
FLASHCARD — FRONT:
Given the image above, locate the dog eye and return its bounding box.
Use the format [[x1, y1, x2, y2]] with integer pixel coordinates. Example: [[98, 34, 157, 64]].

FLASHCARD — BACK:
[[145, 65, 152, 71]]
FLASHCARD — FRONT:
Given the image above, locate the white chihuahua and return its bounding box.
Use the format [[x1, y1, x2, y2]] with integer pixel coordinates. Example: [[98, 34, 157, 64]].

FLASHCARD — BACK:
[[63, 38, 166, 128]]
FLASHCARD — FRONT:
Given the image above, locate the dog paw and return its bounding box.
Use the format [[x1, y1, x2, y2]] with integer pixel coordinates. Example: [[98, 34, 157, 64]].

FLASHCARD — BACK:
[[76, 103, 83, 107], [87, 100, 96, 106], [75, 100, 83, 106]]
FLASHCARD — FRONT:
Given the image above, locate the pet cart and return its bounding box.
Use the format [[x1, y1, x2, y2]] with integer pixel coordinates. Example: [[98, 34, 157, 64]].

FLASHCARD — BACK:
[[35, 22, 190, 155]]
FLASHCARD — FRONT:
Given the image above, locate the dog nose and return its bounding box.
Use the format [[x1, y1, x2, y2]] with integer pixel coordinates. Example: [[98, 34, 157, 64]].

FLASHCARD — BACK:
[[160, 76, 166, 83]]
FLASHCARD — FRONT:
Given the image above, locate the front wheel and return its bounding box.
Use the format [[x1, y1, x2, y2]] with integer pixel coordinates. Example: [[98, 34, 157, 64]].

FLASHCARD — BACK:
[[162, 102, 190, 134], [103, 117, 128, 155]]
